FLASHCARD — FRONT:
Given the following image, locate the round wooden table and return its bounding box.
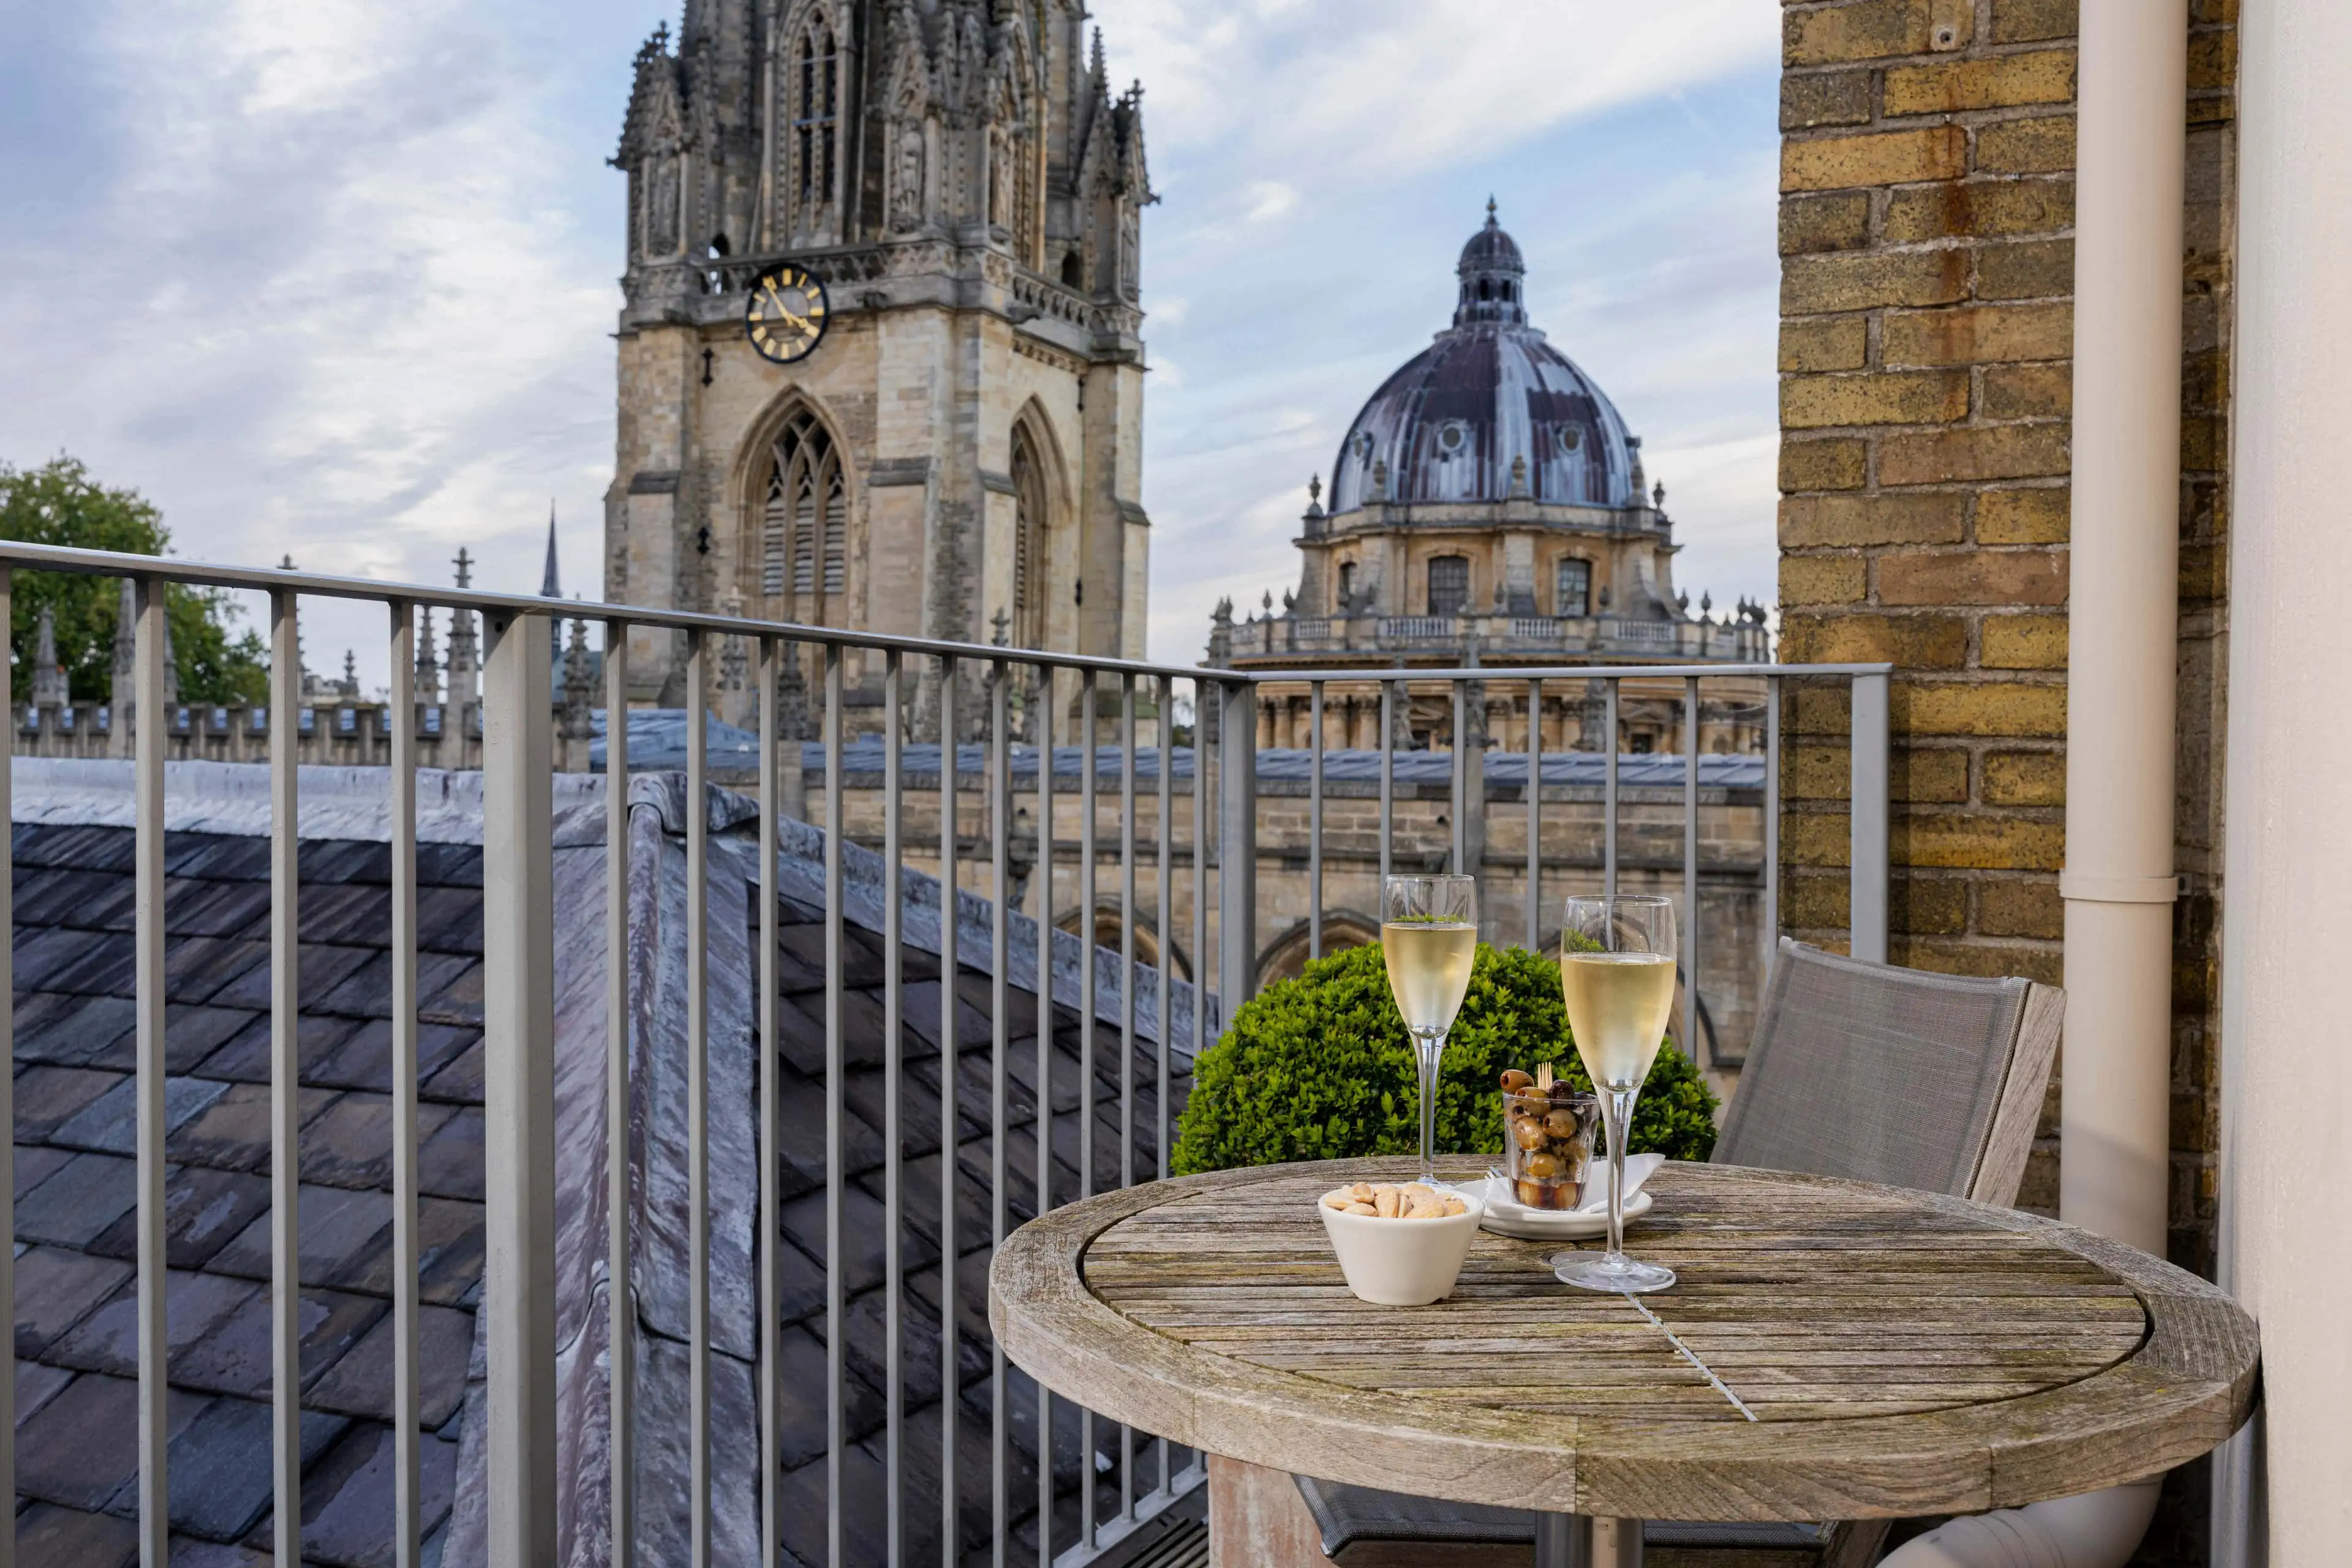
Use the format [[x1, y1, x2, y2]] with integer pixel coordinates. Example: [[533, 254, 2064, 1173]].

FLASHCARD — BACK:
[[990, 1159, 2258, 1567]]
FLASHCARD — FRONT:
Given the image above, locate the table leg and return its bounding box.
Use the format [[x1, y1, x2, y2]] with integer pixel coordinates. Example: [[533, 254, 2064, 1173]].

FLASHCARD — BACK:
[[1532, 1515, 1644, 1568]]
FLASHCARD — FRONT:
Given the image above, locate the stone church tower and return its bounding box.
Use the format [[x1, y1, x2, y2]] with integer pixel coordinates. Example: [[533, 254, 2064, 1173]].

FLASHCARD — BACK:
[[605, 0, 1153, 723]]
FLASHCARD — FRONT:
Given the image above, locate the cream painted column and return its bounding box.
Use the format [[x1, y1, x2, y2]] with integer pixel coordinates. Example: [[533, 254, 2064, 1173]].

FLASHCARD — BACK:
[[2059, 0, 2186, 1259], [2214, 0, 2352, 1559]]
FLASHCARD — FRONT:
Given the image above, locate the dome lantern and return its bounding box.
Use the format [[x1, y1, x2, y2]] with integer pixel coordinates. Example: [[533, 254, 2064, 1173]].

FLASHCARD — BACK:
[[1455, 197, 1528, 328]]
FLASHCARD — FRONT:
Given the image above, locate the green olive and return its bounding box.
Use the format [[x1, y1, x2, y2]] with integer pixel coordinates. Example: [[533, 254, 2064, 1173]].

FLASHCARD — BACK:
[[1499, 1069, 1535, 1095], [1512, 1117, 1548, 1152], [1524, 1150, 1563, 1180], [1545, 1107, 1582, 1139]]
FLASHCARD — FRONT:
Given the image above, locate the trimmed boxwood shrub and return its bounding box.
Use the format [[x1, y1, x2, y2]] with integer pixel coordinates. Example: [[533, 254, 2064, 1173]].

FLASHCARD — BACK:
[[1171, 941, 1718, 1175]]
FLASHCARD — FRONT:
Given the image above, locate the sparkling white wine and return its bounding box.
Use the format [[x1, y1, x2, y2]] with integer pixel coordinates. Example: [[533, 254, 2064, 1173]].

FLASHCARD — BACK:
[[1382, 921, 1477, 1035], [1560, 952, 1676, 1090]]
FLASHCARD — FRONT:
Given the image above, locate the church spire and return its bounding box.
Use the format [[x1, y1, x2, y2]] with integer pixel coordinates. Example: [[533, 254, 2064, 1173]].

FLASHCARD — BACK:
[[541, 502, 561, 599]]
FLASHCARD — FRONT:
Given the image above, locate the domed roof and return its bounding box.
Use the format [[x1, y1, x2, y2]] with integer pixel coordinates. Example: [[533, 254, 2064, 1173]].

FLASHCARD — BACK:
[[1327, 204, 1641, 515]]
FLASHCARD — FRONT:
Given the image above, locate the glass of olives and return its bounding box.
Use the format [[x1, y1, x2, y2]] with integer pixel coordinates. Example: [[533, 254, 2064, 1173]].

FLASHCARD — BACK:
[[1499, 1067, 1599, 1210]]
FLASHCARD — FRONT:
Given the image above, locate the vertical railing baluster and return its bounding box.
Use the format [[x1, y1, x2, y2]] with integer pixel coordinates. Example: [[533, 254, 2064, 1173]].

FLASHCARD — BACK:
[[1452, 678, 1468, 877], [1216, 682, 1257, 1012], [608, 621, 638, 1568], [0, 570, 11, 1568], [989, 662, 1012, 1568], [1603, 680, 1620, 900], [390, 601, 422, 1568], [1153, 676, 1175, 1497], [1683, 676, 1702, 1068], [1849, 671, 1891, 965], [883, 652, 906, 1568], [1763, 677, 1782, 1008], [1078, 674, 1098, 1553], [267, 586, 301, 1568], [823, 644, 845, 1568], [686, 630, 712, 1568], [1526, 678, 1542, 949], [1117, 674, 1137, 1525], [938, 655, 960, 1568], [482, 606, 557, 1566], [1379, 680, 1395, 889], [755, 636, 778, 1568], [1309, 682, 1323, 962], [1033, 665, 1055, 1568]]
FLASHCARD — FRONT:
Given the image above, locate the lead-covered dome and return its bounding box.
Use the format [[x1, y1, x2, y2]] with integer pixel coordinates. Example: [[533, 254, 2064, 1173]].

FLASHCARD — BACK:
[[1327, 204, 1641, 514]]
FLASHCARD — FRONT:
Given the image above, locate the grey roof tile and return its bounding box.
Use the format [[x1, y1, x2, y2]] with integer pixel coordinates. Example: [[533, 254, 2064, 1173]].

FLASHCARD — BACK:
[[165, 1005, 263, 1072], [411, 886, 484, 956], [308, 1019, 477, 1095], [161, 936, 273, 1005], [15, 1142, 74, 1197], [313, 948, 475, 1022], [413, 843, 481, 889], [167, 1082, 339, 1173], [297, 1093, 458, 1191], [134, 1396, 349, 1544], [416, 958, 482, 1027], [51, 1074, 229, 1155], [161, 877, 273, 939], [296, 883, 391, 947], [413, 1106, 483, 1202], [160, 835, 269, 883], [13, 1065, 129, 1142], [779, 1182, 889, 1299], [304, 1302, 475, 1428], [13, 1245, 134, 1358], [15, 1151, 138, 1248], [293, 1420, 460, 1568], [15, 867, 134, 930], [206, 1183, 391, 1289], [13, 1371, 207, 1510], [295, 841, 392, 886], [12, 991, 135, 1067], [15, 1500, 139, 1568], [17, 1355, 75, 1425], [770, 1322, 885, 1468], [13, 926, 128, 994], [203, 941, 372, 1012], [418, 1037, 483, 1104], [86, 1163, 276, 1270], [168, 1537, 274, 1567], [410, 1197, 485, 1307], [173, 1287, 386, 1400], [46, 1268, 257, 1377], [17, 824, 137, 874], [190, 1012, 364, 1085]]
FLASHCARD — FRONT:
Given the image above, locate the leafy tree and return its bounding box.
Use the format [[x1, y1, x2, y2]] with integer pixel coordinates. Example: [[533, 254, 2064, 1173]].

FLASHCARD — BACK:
[[1172, 940, 1719, 1175], [0, 456, 269, 704]]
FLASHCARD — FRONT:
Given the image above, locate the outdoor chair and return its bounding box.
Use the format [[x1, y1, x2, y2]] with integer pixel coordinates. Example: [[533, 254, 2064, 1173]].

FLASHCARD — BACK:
[[1286, 938, 2067, 1568]]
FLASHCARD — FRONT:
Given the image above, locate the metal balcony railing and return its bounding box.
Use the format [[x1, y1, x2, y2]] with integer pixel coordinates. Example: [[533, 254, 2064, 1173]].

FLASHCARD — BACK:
[[0, 539, 1891, 1568]]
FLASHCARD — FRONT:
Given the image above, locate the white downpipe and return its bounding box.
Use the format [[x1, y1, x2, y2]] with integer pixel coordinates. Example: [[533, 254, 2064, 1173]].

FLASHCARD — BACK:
[[1881, 1483, 2160, 1568], [1888, 3, 2187, 1563]]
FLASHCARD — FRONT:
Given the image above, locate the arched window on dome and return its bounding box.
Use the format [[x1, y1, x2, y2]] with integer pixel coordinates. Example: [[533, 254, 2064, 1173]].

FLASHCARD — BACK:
[[1556, 557, 1591, 618], [1010, 423, 1050, 647], [1427, 554, 1471, 616], [761, 406, 847, 624]]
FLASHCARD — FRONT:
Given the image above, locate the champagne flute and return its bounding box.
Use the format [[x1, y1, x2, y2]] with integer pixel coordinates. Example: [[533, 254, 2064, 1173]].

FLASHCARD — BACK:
[[1551, 894, 1678, 1294], [1381, 875, 1477, 1185]]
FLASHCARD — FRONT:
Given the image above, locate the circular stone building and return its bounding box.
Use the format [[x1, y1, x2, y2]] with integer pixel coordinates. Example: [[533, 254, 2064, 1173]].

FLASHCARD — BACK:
[[1209, 204, 1768, 755]]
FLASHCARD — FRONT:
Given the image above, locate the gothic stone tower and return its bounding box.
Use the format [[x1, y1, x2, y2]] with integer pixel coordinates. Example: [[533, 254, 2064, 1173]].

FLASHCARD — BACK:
[[606, 0, 1153, 722]]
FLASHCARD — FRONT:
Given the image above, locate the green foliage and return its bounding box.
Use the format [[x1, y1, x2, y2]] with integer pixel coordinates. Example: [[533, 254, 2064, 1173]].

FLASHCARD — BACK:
[[0, 456, 268, 704], [1171, 941, 1719, 1175]]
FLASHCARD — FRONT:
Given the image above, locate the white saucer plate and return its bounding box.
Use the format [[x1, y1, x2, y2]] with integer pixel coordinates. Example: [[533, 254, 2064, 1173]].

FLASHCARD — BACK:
[[1463, 1174, 1654, 1241]]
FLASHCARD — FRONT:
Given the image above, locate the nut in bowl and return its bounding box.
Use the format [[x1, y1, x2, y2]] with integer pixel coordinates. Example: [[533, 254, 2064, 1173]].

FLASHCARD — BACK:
[[1317, 1181, 1485, 1306]]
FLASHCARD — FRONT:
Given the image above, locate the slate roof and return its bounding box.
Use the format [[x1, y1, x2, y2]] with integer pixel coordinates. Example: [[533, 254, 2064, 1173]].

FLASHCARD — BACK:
[[10, 764, 1200, 1568], [11, 821, 485, 1567]]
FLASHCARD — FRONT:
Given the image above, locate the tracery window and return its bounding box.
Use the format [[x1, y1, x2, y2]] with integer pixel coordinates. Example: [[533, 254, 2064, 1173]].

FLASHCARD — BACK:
[[1556, 557, 1591, 617], [762, 407, 847, 623], [791, 15, 840, 222], [1427, 555, 1471, 616], [1011, 424, 1049, 647]]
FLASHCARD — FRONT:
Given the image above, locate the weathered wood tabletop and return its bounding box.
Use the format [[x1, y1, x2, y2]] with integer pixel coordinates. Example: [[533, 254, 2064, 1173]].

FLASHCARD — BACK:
[[988, 1158, 2260, 1523]]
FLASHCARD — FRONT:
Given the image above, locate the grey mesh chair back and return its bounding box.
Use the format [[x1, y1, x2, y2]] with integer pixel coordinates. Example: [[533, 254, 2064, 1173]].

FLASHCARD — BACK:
[[1717, 938, 2064, 1205]]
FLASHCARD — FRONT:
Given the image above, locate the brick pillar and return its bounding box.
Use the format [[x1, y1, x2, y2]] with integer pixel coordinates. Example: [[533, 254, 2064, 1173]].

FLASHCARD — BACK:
[[1776, 4, 2237, 1559]]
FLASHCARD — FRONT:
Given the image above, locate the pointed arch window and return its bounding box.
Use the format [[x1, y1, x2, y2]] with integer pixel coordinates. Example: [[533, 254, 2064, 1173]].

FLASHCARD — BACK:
[[763, 407, 847, 622], [1011, 423, 1050, 648], [791, 13, 841, 224]]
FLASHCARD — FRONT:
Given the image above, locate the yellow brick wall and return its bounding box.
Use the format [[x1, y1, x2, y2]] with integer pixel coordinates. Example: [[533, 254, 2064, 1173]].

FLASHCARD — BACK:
[[1777, 3, 2237, 1557]]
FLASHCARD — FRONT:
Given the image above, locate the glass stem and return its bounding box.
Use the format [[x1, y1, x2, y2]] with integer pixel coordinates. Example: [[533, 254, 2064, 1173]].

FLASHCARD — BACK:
[[1604, 1087, 1637, 1265], [1417, 1030, 1445, 1184]]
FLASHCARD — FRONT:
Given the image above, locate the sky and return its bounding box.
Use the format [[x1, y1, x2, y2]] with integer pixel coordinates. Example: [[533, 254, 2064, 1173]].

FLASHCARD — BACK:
[[0, 0, 1781, 687]]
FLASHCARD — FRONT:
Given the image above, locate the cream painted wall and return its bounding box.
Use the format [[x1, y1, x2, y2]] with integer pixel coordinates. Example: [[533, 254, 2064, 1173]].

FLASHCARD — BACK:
[[2213, 0, 2352, 1558]]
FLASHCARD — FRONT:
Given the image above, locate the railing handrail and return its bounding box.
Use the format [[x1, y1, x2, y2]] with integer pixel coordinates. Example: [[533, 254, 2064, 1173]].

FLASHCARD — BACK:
[[0, 540, 1885, 688]]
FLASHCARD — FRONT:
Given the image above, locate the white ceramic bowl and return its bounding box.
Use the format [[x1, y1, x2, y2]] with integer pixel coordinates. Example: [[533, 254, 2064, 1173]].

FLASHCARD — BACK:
[[1317, 1186, 1488, 1306]]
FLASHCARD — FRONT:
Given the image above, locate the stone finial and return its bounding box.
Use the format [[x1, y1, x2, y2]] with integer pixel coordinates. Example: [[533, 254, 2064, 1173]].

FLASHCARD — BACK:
[[1653, 480, 1667, 508], [1509, 453, 1531, 498], [453, 547, 474, 590], [1371, 458, 1389, 497], [415, 606, 442, 703], [341, 649, 360, 698], [991, 607, 1012, 647], [1262, 589, 1273, 613], [31, 605, 66, 708]]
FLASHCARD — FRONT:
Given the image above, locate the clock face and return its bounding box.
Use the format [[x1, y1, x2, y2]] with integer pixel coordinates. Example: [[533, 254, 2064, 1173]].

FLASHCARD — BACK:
[[746, 264, 829, 364]]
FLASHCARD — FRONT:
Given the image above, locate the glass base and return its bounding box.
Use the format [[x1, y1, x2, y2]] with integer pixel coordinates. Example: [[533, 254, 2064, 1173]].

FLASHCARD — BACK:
[[1551, 1253, 1678, 1294]]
